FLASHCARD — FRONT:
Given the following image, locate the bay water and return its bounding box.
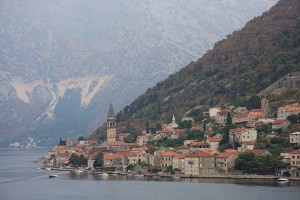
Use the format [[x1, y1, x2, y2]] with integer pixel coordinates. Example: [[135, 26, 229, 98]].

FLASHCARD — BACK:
[[0, 149, 299, 200]]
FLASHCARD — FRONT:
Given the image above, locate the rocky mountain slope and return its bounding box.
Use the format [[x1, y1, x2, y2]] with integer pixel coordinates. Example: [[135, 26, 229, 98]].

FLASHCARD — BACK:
[[115, 0, 299, 130], [0, 0, 278, 146]]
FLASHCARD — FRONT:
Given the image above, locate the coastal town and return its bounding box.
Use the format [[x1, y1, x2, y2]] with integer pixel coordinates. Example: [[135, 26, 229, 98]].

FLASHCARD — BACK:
[[44, 99, 300, 180]]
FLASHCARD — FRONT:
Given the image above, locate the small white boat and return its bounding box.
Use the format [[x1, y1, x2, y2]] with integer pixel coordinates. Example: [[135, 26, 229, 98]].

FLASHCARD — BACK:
[[48, 174, 59, 178], [135, 174, 144, 177], [98, 173, 109, 176], [45, 167, 51, 171], [173, 176, 181, 179], [73, 169, 85, 174], [277, 178, 289, 182]]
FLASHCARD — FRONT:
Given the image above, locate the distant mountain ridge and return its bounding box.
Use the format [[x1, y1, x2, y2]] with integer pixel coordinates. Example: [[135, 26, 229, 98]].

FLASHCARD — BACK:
[[115, 0, 300, 129], [0, 0, 278, 146]]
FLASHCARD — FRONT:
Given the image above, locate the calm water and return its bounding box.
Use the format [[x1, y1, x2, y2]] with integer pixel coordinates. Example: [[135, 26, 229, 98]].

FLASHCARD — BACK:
[[0, 149, 300, 200]]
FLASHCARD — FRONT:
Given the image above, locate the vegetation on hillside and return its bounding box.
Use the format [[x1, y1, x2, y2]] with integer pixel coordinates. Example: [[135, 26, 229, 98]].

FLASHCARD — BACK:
[[115, 0, 299, 128]]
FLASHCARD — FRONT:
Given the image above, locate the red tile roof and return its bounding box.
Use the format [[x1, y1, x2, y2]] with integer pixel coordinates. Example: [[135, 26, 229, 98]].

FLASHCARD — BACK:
[[251, 149, 269, 155], [104, 153, 122, 160], [281, 104, 300, 112], [207, 137, 221, 142], [177, 145, 189, 149], [225, 149, 239, 156], [244, 141, 255, 145], [110, 141, 136, 146], [161, 128, 173, 133], [216, 152, 234, 158], [186, 150, 214, 157], [191, 142, 209, 147], [290, 150, 300, 154], [162, 151, 181, 157], [272, 119, 287, 125]]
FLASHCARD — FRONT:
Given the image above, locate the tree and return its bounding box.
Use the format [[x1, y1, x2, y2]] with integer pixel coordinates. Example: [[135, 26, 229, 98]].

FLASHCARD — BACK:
[[93, 153, 104, 168], [145, 121, 150, 133], [287, 114, 300, 124], [226, 112, 232, 125], [78, 136, 85, 141], [246, 96, 261, 110]]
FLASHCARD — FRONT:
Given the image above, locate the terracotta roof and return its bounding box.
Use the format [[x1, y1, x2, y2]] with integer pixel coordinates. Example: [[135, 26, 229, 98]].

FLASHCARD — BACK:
[[244, 141, 255, 145], [162, 151, 181, 157], [104, 153, 122, 160], [272, 119, 287, 125], [230, 128, 252, 135], [207, 137, 221, 142], [186, 150, 214, 157], [110, 141, 136, 146], [290, 150, 300, 154], [51, 145, 69, 151], [281, 104, 300, 112], [75, 144, 86, 148], [225, 149, 239, 156], [118, 133, 131, 137], [89, 151, 100, 160], [281, 147, 295, 153], [161, 128, 173, 133], [191, 142, 209, 147], [216, 152, 234, 158], [177, 145, 189, 149], [249, 109, 265, 117], [251, 149, 269, 155]]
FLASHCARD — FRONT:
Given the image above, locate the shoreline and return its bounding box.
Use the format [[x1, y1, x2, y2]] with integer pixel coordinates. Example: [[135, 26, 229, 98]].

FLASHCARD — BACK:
[[45, 168, 300, 181]]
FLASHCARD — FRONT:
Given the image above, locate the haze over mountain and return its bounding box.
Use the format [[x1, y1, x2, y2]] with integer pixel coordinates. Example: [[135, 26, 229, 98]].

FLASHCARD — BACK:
[[114, 0, 299, 132], [0, 0, 278, 146]]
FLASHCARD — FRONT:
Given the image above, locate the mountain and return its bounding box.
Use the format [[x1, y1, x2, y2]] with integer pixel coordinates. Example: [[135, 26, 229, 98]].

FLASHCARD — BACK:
[[0, 0, 278, 146], [115, 0, 300, 130]]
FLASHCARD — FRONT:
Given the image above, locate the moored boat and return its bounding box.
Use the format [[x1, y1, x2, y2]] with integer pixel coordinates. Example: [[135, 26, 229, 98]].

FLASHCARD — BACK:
[[48, 174, 59, 178], [277, 177, 289, 182]]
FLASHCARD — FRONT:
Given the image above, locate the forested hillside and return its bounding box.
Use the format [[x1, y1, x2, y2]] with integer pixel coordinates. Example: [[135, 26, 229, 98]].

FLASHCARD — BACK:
[[115, 0, 299, 127]]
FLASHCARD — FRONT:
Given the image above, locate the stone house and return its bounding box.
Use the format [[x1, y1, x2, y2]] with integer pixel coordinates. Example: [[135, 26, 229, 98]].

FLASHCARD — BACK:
[[173, 154, 185, 173], [280, 147, 295, 164], [272, 119, 291, 131], [190, 142, 210, 152], [161, 151, 181, 168], [216, 109, 230, 125], [184, 150, 216, 175], [176, 145, 190, 154], [216, 152, 237, 173], [207, 137, 221, 150], [229, 128, 257, 146], [277, 104, 300, 119], [290, 132, 300, 144], [103, 153, 122, 167], [290, 150, 300, 168]]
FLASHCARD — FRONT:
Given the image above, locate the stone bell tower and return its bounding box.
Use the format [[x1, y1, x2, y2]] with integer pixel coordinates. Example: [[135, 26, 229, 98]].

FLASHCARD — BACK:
[[107, 104, 116, 144]]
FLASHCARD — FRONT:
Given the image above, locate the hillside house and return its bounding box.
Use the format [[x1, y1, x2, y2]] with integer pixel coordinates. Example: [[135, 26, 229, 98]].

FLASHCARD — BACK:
[[277, 104, 300, 119], [272, 119, 291, 131], [290, 132, 300, 144], [229, 128, 257, 146]]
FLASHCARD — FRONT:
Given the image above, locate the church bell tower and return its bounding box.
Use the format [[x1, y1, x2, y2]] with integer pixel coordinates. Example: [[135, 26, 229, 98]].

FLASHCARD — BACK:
[[107, 104, 116, 144]]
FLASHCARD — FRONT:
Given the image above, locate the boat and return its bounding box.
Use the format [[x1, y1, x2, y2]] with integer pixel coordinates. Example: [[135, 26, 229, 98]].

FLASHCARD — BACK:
[[48, 174, 59, 178], [135, 174, 144, 177], [172, 176, 181, 179], [45, 167, 51, 171], [73, 169, 85, 174], [277, 177, 289, 182], [111, 171, 120, 176], [98, 173, 109, 176]]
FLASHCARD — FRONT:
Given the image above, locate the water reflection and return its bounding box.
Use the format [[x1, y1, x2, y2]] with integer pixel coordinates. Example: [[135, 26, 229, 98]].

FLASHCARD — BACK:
[[59, 172, 300, 187]]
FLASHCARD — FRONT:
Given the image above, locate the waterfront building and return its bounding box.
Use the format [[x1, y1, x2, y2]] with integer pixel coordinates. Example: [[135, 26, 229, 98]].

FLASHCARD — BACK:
[[290, 149, 300, 168], [184, 150, 215, 175], [216, 152, 237, 173]]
